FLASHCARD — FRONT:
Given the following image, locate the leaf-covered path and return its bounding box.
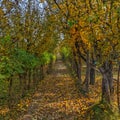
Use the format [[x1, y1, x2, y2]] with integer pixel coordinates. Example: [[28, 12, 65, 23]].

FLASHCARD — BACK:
[[20, 60, 93, 120]]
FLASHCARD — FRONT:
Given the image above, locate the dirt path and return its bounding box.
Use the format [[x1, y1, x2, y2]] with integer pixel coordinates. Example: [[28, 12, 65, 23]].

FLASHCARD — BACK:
[[20, 60, 90, 120]]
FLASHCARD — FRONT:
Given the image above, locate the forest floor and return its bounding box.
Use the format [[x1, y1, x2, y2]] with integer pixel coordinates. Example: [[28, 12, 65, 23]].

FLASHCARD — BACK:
[[19, 59, 101, 120]]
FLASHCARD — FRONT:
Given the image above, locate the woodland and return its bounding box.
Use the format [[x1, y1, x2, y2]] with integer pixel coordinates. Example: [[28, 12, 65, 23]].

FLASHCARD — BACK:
[[0, 0, 120, 120]]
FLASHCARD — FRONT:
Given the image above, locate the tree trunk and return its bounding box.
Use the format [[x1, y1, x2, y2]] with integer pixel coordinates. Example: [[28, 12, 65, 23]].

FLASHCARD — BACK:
[[101, 73, 111, 103], [90, 67, 95, 85], [84, 51, 90, 92], [33, 68, 38, 90], [71, 58, 75, 72], [73, 52, 82, 84], [77, 56, 82, 85], [41, 65, 44, 79], [73, 53, 78, 74], [8, 77, 13, 108], [90, 58, 95, 85], [28, 69, 32, 90], [19, 74, 23, 90], [107, 62, 114, 95], [75, 41, 82, 84], [22, 72, 27, 97], [33, 68, 36, 87], [100, 61, 113, 104], [117, 62, 120, 112]]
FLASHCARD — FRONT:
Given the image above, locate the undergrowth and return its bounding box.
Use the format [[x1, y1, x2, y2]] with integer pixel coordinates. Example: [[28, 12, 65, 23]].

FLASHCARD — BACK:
[[85, 101, 120, 120]]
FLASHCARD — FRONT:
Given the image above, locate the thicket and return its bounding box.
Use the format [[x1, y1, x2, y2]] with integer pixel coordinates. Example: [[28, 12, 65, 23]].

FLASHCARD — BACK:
[[0, 35, 56, 108], [0, 0, 58, 111]]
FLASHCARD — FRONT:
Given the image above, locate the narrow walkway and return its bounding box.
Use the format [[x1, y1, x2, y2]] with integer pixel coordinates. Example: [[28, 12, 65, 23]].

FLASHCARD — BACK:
[[21, 60, 89, 120]]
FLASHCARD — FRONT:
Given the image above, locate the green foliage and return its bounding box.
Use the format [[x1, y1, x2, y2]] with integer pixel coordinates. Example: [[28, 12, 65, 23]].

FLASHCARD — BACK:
[[40, 51, 56, 65], [0, 35, 11, 45], [67, 20, 76, 27], [60, 47, 71, 60], [0, 79, 8, 100], [117, 7, 120, 17], [0, 56, 23, 79], [51, 54, 56, 62], [0, 36, 56, 81], [14, 49, 39, 69], [0, 48, 39, 81]]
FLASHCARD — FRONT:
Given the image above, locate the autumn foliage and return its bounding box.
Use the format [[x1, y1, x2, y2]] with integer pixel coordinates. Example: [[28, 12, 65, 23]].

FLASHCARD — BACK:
[[0, 0, 120, 120]]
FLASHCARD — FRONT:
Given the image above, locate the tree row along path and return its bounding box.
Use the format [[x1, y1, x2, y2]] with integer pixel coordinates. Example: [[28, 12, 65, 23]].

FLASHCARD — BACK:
[[20, 59, 96, 120]]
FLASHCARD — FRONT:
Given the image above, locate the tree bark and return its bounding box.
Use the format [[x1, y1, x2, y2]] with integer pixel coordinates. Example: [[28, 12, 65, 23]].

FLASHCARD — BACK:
[[28, 69, 32, 90], [22, 71, 27, 97], [77, 56, 82, 85], [75, 41, 82, 84], [101, 73, 111, 103], [90, 58, 95, 85], [117, 62, 120, 112], [73, 52, 82, 84], [8, 77, 13, 108], [100, 61, 113, 104], [19, 74, 23, 90], [84, 51, 90, 92], [90, 67, 95, 85]]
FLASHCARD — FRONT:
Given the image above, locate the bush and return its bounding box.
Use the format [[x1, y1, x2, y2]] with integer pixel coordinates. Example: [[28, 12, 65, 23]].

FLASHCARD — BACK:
[[60, 47, 71, 60], [40, 51, 56, 65], [85, 101, 119, 120]]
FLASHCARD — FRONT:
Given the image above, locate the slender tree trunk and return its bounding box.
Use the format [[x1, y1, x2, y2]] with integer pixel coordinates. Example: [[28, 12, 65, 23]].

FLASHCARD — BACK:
[[73, 53, 78, 74], [8, 77, 13, 97], [33, 68, 37, 90], [19, 74, 24, 97], [117, 62, 120, 112], [71, 58, 75, 71], [73, 51, 82, 85], [33, 68, 36, 87], [8, 77, 13, 108], [19, 74, 22, 89], [84, 51, 90, 92], [90, 67, 95, 85], [77, 56, 82, 85], [22, 72, 27, 97], [107, 62, 114, 95], [36, 68, 40, 90], [90, 58, 95, 85], [39, 66, 42, 80], [28, 69, 31, 90], [39, 65, 44, 80], [47, 62, 52, 74], [75, 41, 82, 84]]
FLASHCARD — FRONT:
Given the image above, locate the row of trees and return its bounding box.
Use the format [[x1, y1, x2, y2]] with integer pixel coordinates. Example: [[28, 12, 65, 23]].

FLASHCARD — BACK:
[[0, 0, 120, 115], [49, 0, 120, 112], [0, 0, 58, 108]]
